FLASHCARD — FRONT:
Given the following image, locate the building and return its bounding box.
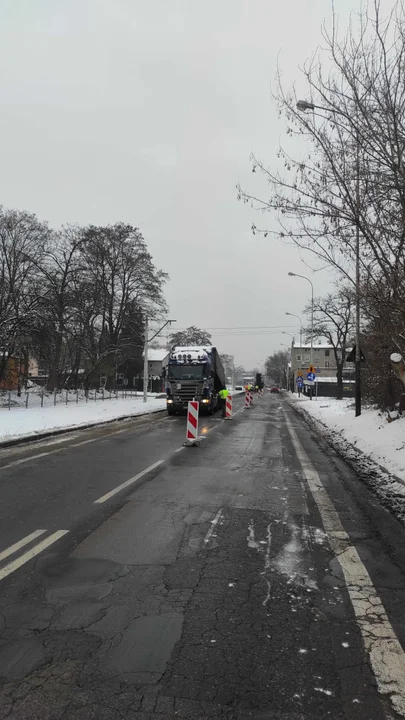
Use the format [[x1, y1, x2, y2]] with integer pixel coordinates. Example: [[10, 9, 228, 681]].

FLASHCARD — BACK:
[[147, 348, 169, 380], [290, 342, 354, 396]]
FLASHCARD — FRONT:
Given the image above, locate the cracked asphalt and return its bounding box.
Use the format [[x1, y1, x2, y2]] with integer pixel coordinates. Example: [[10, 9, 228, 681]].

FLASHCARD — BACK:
[[1, 393, 405, 719]]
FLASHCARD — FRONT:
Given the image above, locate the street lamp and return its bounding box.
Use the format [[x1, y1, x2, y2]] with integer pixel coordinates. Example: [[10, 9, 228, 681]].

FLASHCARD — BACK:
[[288, 271, 314, 399], [286, 312, 303, 349], [297, 98, 361, 417]]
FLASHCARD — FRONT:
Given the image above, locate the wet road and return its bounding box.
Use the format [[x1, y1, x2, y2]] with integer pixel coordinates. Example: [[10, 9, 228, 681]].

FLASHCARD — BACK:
[[1, 393, 405, 719]]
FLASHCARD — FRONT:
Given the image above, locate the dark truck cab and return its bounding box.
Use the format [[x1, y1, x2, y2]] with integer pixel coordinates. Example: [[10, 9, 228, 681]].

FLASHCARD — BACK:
[[164, 346, 226, 415]]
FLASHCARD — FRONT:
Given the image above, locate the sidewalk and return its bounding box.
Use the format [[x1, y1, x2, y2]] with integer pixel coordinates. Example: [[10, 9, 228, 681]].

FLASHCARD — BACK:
[[0, 395, 166, 445]]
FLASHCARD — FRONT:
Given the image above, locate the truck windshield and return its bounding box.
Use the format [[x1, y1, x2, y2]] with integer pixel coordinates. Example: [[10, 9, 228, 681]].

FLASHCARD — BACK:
[[169, 365, 205, 380]]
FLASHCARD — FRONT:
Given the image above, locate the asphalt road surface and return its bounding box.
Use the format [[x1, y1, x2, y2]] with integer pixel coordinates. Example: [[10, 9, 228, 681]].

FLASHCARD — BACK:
[[1, 392, 405, 719]]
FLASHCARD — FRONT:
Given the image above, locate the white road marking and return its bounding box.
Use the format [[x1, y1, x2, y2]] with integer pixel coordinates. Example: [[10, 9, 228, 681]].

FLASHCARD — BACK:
[[94, 459, 164, 504], [70, 437, 99, 448], [203, 509, 223, 545], [233, 407, 245, 417], [284, 411, 405, 718], [0, 452, 51, 471], [175, 447, 184, 453], [0, 530, 69, 582], [0, 529, 46, 563]]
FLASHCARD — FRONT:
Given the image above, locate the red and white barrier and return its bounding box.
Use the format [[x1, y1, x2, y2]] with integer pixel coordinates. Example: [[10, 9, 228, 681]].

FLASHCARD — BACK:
[[186, 400, 199, 440], [245, 392, 254, 409], [184, 401, 204, 446], [225, 394, 232, 419]]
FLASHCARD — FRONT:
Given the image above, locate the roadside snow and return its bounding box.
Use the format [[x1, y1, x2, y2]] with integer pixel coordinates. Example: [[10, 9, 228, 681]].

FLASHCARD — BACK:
[[289, 395, 405, 523], [0, 396, 166, 444], [293, 397, 405, 482]]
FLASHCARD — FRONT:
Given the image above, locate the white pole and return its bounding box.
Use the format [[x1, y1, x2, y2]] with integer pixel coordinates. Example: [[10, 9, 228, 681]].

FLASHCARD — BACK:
[[143, 316, 148, 403]]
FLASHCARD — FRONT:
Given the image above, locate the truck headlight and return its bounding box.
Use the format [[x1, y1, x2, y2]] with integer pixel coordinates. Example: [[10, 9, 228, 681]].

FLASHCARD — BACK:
[[167, 399, 173, 404], [202, 399, 209, 404]]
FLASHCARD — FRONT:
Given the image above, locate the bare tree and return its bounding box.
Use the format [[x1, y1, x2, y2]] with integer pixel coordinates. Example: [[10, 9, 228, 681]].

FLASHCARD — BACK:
[[265, 350, 289, 387], [169, 326, 212, 347], [0, 207, 50, 389], [305, 287, 355, 399], [238, 1, 405, 297]]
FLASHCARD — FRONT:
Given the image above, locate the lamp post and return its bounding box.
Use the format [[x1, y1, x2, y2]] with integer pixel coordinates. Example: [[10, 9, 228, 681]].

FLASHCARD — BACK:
[[280, 343, 290, 389], [297, 98, 361, 417], [288, 271, 314, 399], [286, 312, 303, 349], [282, 331, 296, 393]]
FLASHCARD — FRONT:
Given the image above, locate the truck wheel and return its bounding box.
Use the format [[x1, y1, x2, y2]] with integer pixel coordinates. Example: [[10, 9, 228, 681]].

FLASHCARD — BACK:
[[167, 407, 176, 416]]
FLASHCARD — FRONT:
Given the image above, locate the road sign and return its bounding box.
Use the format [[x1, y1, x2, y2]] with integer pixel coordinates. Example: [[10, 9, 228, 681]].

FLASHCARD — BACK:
[[346, 345, 366, 363], [307, 364, 316, 374], [307, 371, 316, 382], [296, 378, 303, 387], [297, 370, 303, 377]]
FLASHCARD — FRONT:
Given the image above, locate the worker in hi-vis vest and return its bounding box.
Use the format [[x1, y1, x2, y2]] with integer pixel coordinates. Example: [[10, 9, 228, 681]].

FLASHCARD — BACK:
[[218, 387, 229, 418]]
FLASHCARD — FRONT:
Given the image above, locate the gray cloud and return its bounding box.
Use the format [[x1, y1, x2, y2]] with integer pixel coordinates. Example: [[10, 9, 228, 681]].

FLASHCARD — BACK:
[[0, 0, 367, 366]]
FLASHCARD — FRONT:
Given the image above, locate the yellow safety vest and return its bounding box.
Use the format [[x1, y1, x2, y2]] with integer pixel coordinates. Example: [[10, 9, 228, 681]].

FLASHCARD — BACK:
[[219, 389, 229, 399]]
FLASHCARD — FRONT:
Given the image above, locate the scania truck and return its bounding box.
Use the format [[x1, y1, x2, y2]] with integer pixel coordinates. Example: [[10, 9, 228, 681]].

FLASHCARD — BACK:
[[164, 346, 226, 415]]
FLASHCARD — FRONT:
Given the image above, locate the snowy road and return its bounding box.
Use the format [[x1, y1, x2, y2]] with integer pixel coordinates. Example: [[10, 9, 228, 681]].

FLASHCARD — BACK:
[[1, 393, 405, 718]]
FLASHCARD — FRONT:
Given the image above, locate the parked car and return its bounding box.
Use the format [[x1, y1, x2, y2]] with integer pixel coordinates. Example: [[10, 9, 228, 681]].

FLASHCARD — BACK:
[[270, 386, 280, 393]]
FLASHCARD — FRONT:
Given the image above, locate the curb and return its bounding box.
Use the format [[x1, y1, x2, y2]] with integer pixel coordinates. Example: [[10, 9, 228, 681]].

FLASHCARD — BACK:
[[0, 408, 167, 450]]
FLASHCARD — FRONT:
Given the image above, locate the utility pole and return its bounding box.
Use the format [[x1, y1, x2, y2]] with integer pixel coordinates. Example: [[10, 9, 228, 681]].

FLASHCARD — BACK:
[[143, 317, 176, 403], [355, 131, 362, 417], [143, 316, 149, 404]]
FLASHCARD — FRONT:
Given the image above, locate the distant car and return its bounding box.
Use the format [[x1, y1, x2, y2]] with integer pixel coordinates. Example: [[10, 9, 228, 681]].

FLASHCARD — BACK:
[[270, 386, 280, 393]]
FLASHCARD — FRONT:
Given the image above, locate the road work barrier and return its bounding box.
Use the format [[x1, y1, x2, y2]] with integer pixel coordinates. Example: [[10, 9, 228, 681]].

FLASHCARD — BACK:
[[245, 392, 252, 409], [225, 394, 232, 419], [184, 401, 204, 446]]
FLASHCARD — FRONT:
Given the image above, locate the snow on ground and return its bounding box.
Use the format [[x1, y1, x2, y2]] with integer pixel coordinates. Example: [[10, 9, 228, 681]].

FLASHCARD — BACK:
[[0, 386, 244, 445], [289, 395, 405, 523], [0, 395, 166, 444]]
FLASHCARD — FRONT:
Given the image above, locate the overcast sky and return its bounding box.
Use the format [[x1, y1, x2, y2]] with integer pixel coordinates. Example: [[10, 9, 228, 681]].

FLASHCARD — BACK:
[[0, 0, 382, 368]]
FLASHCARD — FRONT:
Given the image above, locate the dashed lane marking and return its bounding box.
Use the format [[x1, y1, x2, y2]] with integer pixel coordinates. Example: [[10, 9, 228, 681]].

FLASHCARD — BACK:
[[94, 459, 164, 504], [284, 411, 405, 718], [0, 530, 69, 582], [0, 529, 46, 563]]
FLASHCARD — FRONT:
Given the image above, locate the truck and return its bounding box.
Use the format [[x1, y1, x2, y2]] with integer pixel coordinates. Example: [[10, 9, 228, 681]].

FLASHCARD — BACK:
[[164, 346, 226, 415]]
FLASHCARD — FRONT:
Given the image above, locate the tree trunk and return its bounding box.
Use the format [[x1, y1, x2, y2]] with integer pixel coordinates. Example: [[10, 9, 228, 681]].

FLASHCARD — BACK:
[[336, 362, 343, 400], [47, 330, 63, 391]]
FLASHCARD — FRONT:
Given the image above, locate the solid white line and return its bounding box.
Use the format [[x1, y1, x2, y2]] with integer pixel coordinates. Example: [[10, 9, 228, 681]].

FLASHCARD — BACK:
[[0, 529, 47, 563], [203, 509, 223, 545], [0, 530, 69, 582], [284, 411, 405, 718], [94, 459, 164, 504]]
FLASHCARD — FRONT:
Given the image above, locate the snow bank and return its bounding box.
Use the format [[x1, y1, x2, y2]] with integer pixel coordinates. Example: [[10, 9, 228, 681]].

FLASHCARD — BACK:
[[0, 396, 166, 444], [290, 396, 405, 522]]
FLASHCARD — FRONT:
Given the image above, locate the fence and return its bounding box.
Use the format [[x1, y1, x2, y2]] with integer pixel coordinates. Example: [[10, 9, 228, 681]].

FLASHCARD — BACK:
[[0, 388, 144, 411]]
